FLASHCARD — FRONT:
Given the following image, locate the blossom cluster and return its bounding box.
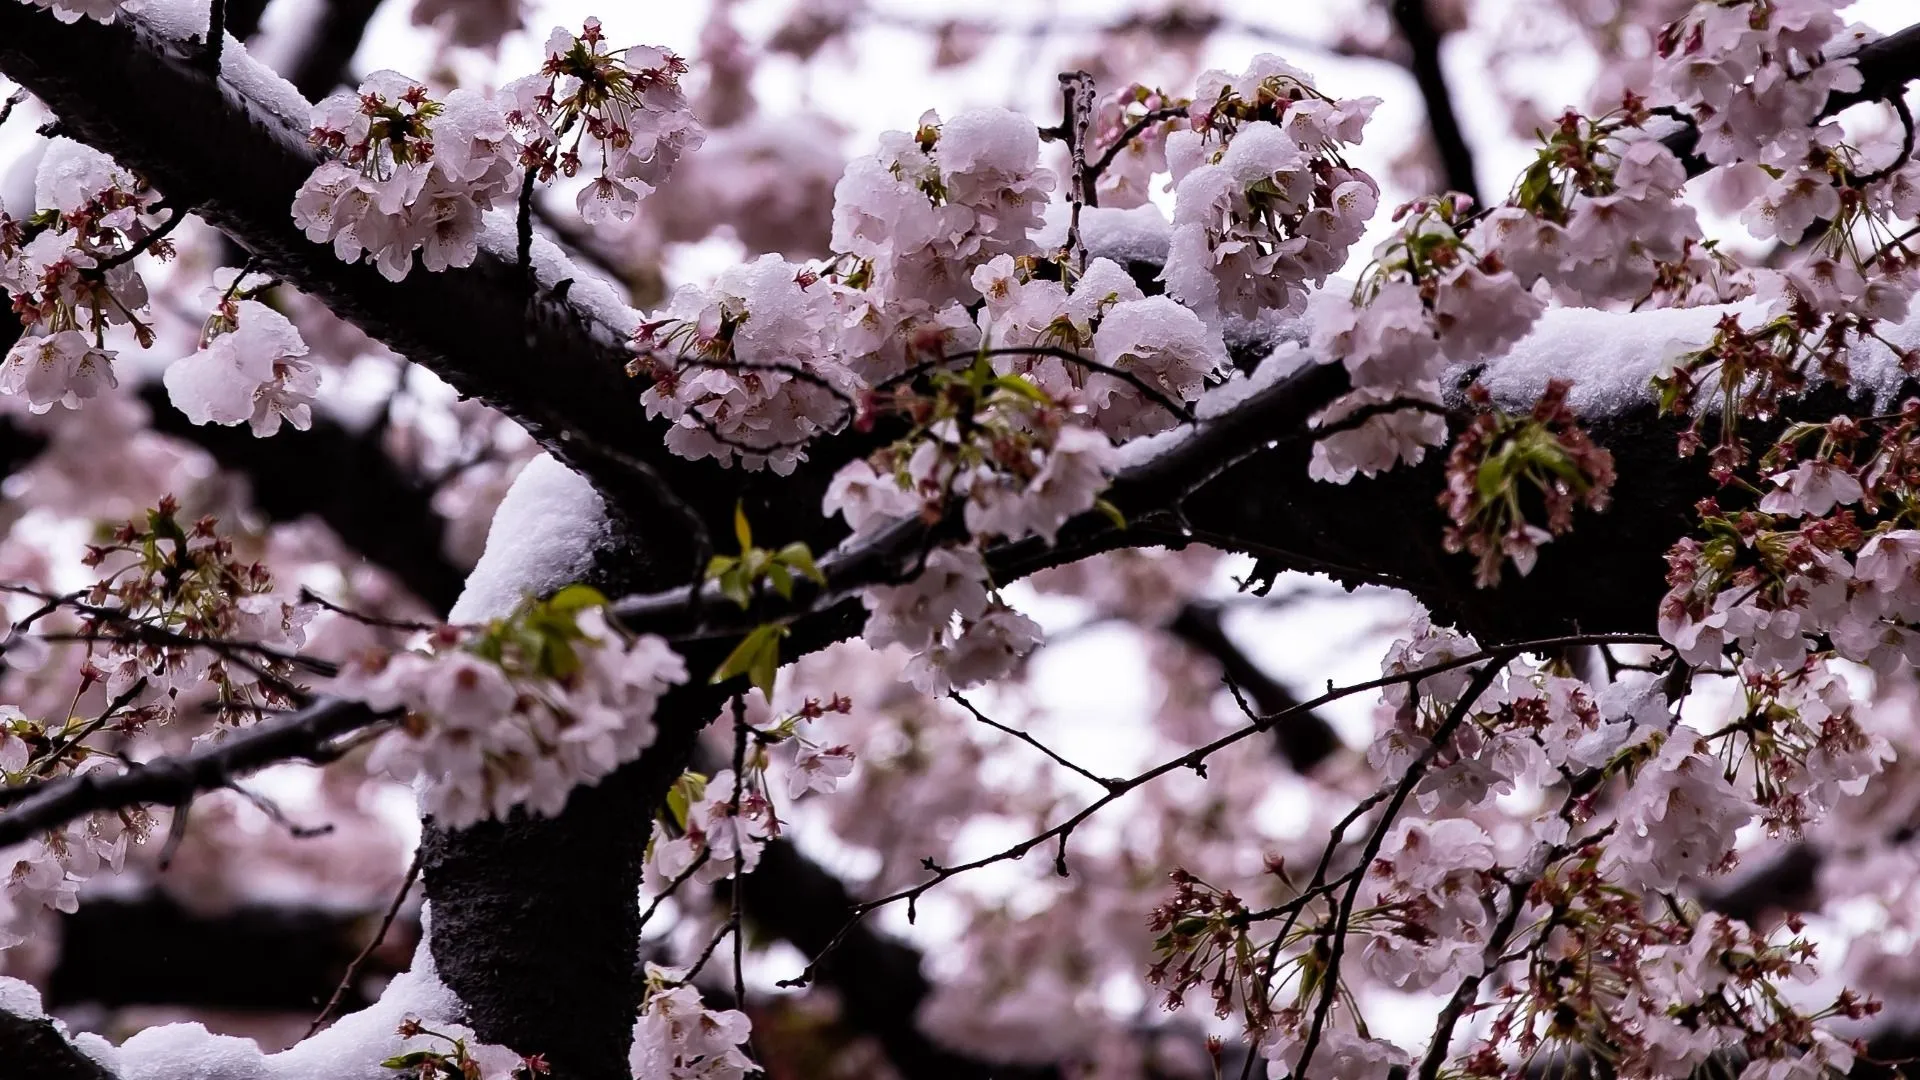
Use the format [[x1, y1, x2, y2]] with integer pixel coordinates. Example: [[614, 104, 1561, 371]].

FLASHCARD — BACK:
[[503, 17, 704, 224], [1161, 55, 1380, 328], [163, 272, 319, 437], [2, 502, 313, 949], [631, 255, 858, 473], [293, 72, 521, 282], [342, 586, 687, 827], [293, 21, 701, 281], [631, 964, 759, 1079], [0, 140, 164, 413], [17, 0, 140, 25], [643, 695, 853, 895], [1148, 614, 1889, 1080]]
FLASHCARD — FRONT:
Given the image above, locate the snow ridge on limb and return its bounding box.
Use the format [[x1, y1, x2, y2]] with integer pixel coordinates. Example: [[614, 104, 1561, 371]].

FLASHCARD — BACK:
[[0, 0, 720, 541]]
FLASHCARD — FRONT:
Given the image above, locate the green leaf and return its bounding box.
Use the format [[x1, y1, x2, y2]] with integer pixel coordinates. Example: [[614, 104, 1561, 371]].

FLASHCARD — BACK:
[[767, 563, 794, 599], [719, 567, 752, 609], [545, 583, 608, 615], [733, 501, 753, 553], [705, 554, 738, 579], [1094, 498, 1127, 530], [711, 623, 788, 701], [775, 542, 826, 585], [990, 375, 1052, 404]]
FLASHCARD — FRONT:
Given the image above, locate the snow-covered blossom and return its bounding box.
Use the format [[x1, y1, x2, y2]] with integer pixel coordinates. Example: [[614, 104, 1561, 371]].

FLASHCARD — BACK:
[[0, 141, 165, 413], [633, 254, 857, 472], [163, 294, 317, 437], [831, 107, 1055, 310], [293, 75, 520, 281], [349, 596, 687, 827], [1088, 296, 1225, 437], [1162, 54, 1379, 327]]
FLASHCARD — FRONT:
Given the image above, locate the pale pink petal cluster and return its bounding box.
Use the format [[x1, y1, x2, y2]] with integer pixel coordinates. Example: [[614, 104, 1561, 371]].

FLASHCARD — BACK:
[[163, 297, 318, 437], [293, 75, 521, 281], [631, 965, 759, 1080], [348, 610, 687, 827]]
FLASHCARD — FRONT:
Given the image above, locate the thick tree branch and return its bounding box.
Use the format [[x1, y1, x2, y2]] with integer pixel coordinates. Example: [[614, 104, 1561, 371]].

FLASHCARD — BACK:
[[0, 1011, 115, 1080], [46, 893, 408, 1015], [0, 698, 382, 846], [0, 3, 721, 563]]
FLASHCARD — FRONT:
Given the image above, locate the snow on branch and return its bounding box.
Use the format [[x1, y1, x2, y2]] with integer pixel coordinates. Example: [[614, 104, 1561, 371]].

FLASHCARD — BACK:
[[0, 0, 720, 530]]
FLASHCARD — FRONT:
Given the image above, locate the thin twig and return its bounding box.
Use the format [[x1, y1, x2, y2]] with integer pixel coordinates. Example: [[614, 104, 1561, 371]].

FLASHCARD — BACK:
[[949, 691, 1121, 791], [1291, 651, 1516, 1079], [307, 847, 424, 1037], [0, 697, 388, 848], [1854, 93, 1917, 188], [91, 206, 187, 273], [0, 88, 26, 131], [1085, 105, 1188, 192], [299, 587, 437, 634], [777, 636, 1653, 989]]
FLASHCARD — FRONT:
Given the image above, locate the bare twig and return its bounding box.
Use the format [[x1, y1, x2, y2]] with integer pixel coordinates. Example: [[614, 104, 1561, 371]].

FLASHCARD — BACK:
[[308, 846, 424, 1037], [91, 205, 187, 273], [950, 691, 1121, 791], [1291, 651, 1516, 1079], [777, 637, 1654, 989], [298, 587, 438, 634]]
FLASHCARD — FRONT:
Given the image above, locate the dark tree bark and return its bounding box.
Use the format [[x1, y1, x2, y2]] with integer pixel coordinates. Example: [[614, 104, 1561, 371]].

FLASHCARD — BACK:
[[0, 1012, 115, 1080]]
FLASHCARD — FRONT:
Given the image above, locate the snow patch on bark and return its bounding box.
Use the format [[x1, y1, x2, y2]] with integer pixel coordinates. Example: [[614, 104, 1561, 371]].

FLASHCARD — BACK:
[[449, 453, 611, 623]]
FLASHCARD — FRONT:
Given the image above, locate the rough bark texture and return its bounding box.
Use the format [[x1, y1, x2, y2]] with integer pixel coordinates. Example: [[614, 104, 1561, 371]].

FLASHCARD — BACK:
[[0, 1011, 115, 1080]]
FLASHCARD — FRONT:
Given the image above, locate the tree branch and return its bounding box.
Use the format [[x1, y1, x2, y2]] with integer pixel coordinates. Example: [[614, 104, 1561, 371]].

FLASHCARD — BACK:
[[1388, 0, 1479, 204], [0, 698, 384, 847], [0, 1011, 115, 1080], [1166, 601, 1342, 773], [0, 3, 721, 560], [283, 0, 382, 100]]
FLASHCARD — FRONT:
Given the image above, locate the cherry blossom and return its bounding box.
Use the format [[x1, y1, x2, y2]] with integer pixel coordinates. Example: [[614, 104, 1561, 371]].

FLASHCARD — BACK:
[[163, 292, 317, 437]]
